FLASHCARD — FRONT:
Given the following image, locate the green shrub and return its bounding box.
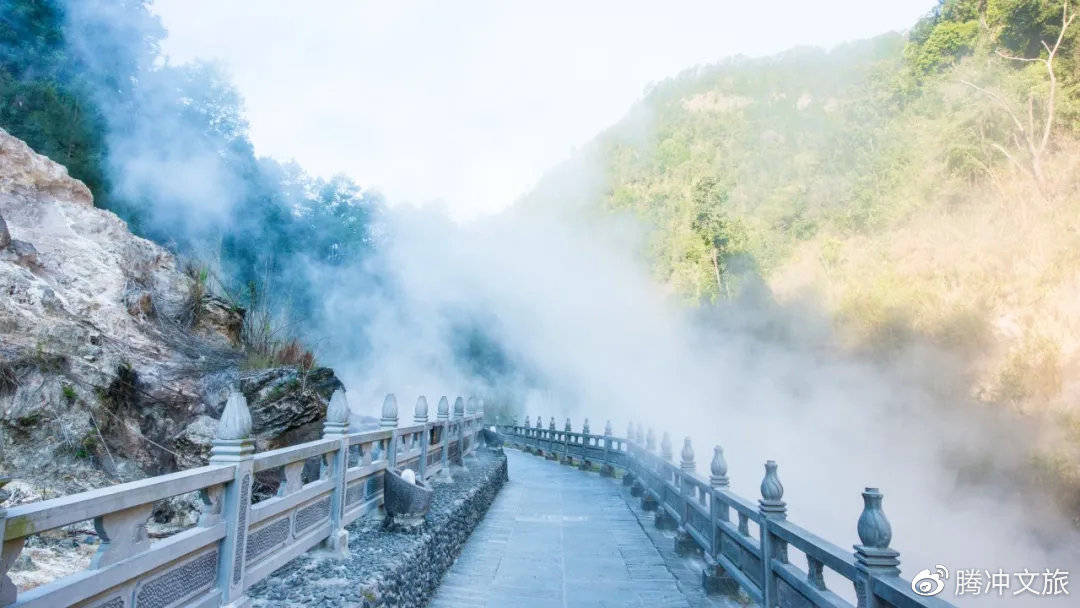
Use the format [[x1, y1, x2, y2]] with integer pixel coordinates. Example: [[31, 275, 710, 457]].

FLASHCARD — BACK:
[[910, 20, 981, 75]]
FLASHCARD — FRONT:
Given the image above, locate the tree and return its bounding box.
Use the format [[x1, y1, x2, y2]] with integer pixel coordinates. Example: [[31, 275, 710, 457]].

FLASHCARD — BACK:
[[962, 0, 1076, 185], [690, 178, 750, 299]]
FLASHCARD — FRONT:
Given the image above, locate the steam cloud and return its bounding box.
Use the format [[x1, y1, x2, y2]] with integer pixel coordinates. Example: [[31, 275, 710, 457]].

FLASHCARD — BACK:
[[56, 3, 1078, 605], [327, 180, 1078, 605]]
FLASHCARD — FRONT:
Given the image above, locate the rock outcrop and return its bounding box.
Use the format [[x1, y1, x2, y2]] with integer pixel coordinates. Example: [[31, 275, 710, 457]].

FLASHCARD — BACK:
[[0, 212, 10, 249], [0, 127, 340, 502]]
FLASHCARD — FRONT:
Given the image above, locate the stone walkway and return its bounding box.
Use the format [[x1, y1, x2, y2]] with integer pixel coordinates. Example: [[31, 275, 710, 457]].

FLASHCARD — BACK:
[[428, 450, 731, 608]]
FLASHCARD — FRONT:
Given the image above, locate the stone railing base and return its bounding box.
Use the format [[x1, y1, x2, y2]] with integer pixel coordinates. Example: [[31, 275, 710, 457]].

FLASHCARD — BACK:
[[247, 450, 507, 607]]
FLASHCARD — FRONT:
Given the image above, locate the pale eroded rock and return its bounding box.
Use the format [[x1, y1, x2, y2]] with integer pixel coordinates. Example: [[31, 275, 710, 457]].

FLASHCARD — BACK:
[[0, 127, 340, 502]]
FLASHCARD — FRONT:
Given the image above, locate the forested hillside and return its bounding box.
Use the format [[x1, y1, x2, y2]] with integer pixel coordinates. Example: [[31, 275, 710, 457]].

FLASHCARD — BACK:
[[0, 0, 380, 353], [538, 0, 1080, 507]]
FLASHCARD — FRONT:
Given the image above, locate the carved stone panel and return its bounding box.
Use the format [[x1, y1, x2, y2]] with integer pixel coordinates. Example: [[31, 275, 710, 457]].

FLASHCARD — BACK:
[[345, 481, 365, 506], [231, 473, 251, 585], [295, 497, 331, 534], [246, 516, 291, 565], [134, 549, 218, 608]]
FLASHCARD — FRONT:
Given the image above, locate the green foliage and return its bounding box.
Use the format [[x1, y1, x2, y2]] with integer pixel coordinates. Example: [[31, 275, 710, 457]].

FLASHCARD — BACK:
[[0, 69, 108, 195], [183, 263, 210, 327], [907, 19, 980, 75], [563, 2, 1079, 308], [689, 178, 753, 297], [988, 0, 1074, 56], [0, 0, 382, 331], [75, 433, 98, 460], [906, 0, 1079, 81], [0, 0, 108, 197], [582, 36, 912, 302]]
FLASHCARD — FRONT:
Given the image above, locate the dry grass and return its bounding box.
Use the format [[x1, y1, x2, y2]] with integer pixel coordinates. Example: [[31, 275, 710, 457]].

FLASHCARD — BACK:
[[171, 261, 317, 372], [244, 338, 315, 371], [235, 278, 317, 371], [180, 263, 210, 328], [770, 137, 1080, 507]]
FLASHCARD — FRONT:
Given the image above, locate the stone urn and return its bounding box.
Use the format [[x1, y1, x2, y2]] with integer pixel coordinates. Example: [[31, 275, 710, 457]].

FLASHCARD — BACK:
[[480, 427, 504, 451], [383, 468, 433, 531]]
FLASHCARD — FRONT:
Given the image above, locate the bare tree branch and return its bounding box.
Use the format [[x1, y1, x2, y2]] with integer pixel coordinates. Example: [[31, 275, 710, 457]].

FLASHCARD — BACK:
[[990, 141, 1031, 177], [960, 79, 1029, 135], [1039, 0, 1075, 154], [965, 1, 1075, 186], [995, 50, 1040, 63]]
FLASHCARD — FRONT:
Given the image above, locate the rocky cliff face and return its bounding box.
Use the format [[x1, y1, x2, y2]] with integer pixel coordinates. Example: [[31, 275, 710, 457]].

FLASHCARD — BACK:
[[0, 128, 341, 503]]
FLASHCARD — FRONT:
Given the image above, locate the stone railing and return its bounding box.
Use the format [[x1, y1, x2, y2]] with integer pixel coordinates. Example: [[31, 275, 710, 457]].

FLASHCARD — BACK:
[[503, 418, 955, 608], [0, 390, 485, 608]]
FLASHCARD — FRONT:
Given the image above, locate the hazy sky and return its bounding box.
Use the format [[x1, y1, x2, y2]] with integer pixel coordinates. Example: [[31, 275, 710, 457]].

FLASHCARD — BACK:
[[154, 1, 935, 219]]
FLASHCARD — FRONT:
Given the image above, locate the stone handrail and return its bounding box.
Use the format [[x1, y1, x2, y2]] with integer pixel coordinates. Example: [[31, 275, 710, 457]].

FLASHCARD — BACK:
[[0, 390, 485, 608], [503, 420, 955, 608]]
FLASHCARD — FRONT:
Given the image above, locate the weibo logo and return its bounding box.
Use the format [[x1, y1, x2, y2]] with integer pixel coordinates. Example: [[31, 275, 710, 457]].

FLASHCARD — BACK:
[[911, 565, 950, 597]]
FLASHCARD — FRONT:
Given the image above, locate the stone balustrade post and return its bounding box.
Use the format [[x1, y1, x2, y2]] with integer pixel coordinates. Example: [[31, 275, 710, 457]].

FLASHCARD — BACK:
[[853, 488, 901, 608], [534, 416, 543, 456], [633, 427, 654, 500], [640, 428, 659, 511], [652, 429, 669, 516], [709, 445, 731, 543], [322, 389, 352, 558], [381, 394, 399, 469], [466, 397, 480, 461], [674, 437, 697, 554], [601, 420, 615, 477], [415, 396, 430, 478], [709, 446, 730, 490], [478, 399, 486, 447], [436, 396, 453, 482], [546, 417, 558, 460], [758, 460, 788, 608], [579, 418, 593, 470], [0, 476, 16, 607], [703, 444, 737, 596], [680, 437, 695, 472], [210, 391, 257, 608], [453, 397, 467, 468], [622, 423, 637, 486], [562, 418, 572, 464], [652, 431, 679, 530]]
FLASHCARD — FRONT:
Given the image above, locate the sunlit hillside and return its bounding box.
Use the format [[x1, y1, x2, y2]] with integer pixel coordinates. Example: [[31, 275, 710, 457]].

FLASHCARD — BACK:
[[540, 1, 1080, 511]]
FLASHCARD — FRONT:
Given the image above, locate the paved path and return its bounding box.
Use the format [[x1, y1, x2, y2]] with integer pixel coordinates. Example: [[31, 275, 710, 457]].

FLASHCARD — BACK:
[[428, 450, 720, 608]]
